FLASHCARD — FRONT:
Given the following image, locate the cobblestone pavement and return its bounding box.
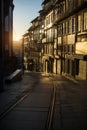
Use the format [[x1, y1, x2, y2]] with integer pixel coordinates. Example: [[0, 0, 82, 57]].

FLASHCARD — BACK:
[[51, 75, 87, 130], [0, 71, 36, 115], [0, 72, 53, 130], [0, 72, 87, 130]]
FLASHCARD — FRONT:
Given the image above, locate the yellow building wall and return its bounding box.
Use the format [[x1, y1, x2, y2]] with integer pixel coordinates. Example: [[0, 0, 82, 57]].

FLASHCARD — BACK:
[[79, 60, 87, 80]]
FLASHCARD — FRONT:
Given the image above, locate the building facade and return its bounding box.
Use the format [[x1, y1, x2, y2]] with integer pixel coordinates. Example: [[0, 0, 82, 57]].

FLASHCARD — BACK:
[[23, 0, 87, 80], [41, 0, 54, 74], [41, 0, 87, 80], [0, 0, 14, 91], [23, 16, 42, 71], [53, 0, 87, 80]]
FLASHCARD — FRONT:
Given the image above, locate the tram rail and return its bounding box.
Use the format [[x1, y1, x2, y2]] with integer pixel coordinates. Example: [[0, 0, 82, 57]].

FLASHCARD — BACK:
[[0, 81, 38, 120], [45, 84, 56, 130], [0, 78, 56, 130]]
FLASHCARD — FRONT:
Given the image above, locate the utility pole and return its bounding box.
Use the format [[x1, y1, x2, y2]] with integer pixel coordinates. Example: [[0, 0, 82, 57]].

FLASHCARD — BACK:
[[0, 0, 4, 92]]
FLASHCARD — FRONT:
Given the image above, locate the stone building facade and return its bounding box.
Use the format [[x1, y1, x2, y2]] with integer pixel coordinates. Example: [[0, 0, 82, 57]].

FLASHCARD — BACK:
[[23, 0, 87, 80]]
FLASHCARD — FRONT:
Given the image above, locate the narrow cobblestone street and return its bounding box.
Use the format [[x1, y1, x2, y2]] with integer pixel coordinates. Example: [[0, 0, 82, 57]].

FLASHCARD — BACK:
[[0, 1, 87, 129], [0, 72, 87, 130]]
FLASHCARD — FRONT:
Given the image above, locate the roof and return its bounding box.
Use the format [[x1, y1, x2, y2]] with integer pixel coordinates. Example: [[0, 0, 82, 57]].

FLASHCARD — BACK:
[[31, 16, 39, 23], [41, 0, 50, 5]]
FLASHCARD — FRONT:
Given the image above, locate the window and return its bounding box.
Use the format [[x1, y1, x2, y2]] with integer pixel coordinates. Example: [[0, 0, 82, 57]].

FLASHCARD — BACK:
[[78, 0, 82, 6], [72, 45, 75, 53], [77, 35, 87, 42], [66, 21, 68, 34], [65, 45, 67, 52], [62, 45, 65, 52], [72, 17, 75, 33], [58, 1, 65, 14], [45, 45, 47, 54], [55, 9, 58, 21], [58, 24, 62, 35], [58, 45, 62, 51], [49, 44, 53, 55], [68, 0, 72, 8], [51, 12, 53, 22], [66, 20, 71, 34], [69, 19, 72, 34], [63, 22, 66, 34], [46, 17, 48, 26], [54, 28, 57, 38], [78, 15, 81, 32], [48, 15, 50, 24], [60, 3, 63, 13], [47, 45, 49, 54], [84, 12, 87, 30]]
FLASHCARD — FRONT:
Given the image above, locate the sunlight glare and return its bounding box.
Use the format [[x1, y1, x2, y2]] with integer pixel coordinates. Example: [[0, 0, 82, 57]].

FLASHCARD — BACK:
[[13, 35, 21, 41]]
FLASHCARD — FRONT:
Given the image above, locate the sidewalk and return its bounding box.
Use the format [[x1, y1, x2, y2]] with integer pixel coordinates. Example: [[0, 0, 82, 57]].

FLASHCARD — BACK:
[[0, 72, 35, 115]]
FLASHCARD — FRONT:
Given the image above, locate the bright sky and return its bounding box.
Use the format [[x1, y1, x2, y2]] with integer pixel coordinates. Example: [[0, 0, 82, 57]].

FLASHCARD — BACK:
[[13, 0, 43, 41]]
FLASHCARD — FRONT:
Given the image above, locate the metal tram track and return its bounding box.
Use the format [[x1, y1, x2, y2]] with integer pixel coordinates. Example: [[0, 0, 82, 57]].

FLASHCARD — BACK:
[[0, 81, 38, 120], [0, 90, 31, 120], [45, 83, 56, 130], [0, 79, 56, 130]]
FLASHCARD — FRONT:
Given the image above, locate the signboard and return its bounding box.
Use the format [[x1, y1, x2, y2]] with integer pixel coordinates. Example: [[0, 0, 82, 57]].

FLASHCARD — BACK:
[[76, 42, 87, 54]]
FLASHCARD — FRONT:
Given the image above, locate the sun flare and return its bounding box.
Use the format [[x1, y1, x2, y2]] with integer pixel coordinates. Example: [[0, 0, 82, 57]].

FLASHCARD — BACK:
[[13, 35, 21, 41]]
